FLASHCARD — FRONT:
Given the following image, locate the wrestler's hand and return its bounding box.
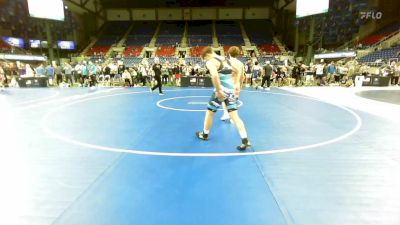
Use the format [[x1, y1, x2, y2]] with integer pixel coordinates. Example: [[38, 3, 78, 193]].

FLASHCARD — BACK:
[[234, 86, 241, 98], [216, 90, 226, 101]]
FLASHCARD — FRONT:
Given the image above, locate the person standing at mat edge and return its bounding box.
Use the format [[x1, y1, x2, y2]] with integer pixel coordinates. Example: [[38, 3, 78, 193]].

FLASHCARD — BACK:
[[150, 57, 164, 95], [196, 46, 251, 151], [260, 61, 272, 90]]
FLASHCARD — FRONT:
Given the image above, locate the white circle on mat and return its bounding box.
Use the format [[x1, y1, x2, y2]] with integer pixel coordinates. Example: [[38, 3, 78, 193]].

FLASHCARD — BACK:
[[41, 89, 363, 157], [156, 96, 243, 112]]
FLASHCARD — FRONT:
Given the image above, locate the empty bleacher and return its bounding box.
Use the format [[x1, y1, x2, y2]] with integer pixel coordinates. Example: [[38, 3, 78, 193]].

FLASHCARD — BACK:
[[123, 22, 157, 57], [359, 45, 400, 63], [123, 57, 143, 67], [187, 21, 213, 46], [156, 22, 184, 46], [360, 22, 400, 46], [258, 44, 281, 54], [190, 46, 206, 57], [124, 46, 144, 57], [216, 21, 244, 46], [155, 22, 185, 57], [244, 20, 273, 45], [0, 38, 11, 52], [243, 20, 280, 54], [156, 46, 176, 57], [87, 21, 131, 56]]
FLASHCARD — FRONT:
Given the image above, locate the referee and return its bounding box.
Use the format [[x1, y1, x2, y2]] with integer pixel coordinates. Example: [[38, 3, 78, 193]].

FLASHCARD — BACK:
[[150, 58, 164, 95]]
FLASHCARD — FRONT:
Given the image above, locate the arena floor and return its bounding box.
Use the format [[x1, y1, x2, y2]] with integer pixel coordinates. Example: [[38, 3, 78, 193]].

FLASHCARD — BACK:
[[0, 86, 399, 225]]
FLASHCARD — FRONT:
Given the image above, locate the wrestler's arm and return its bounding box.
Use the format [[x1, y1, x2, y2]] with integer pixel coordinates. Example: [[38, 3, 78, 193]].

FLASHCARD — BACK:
[[207, 59, 222, 91], [231, 60, 244, 96], [239, 65, 245, 88]]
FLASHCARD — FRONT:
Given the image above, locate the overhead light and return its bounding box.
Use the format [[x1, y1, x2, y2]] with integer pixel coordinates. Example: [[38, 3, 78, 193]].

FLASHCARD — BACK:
[[65, 5, 68, 9]]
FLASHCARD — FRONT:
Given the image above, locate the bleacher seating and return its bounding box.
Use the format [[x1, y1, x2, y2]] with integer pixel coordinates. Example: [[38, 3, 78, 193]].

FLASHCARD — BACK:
[[187, 21, 213, 46], [156, 36, 182, 46], [156, 46, 176, 57], [216, 21, 244, 46], [359, 45, 400, 63], [360, 22, 400, 46], [87, 22, 131, 56], [191, 46, 206, 57], [156, 22, 184, 46], [258, 44, 281, 54], [185, 57, 204, 67], [125, 35, 153, 46], [124, 46, 144, 57], [123, 22, 157, 57], [157, 57, 178, 64], [86, 47, 110, 56], [0, 38, 11, 52], [244, 20, 274, 45], [223, 46, 232, 55], [94, 36, 120, 47], [123, 57, 143, 67]]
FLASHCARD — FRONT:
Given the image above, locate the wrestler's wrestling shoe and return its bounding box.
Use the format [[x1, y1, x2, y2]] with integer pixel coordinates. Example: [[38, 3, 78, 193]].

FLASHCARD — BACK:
[[195, 131, 209, 140], [237, 138, 252, 151]]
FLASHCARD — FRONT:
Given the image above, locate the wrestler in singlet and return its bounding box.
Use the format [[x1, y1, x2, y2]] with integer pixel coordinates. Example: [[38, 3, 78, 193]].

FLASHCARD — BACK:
[[206, 55, 238, 112]]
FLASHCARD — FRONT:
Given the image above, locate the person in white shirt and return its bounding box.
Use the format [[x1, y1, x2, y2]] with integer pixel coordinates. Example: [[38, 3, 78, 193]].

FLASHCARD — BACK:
[[0, 64, 5, 89], [122, 69, 132, 87], [315, 61, 326, 86], [25, 64, 34, 77], [139, 64, 148, 86], [109, 62, 118, 85], [74, 63, 82, 84], [251, 61, 261, 87], [184, 64, 191, 76], [393, 62, 400, 86]]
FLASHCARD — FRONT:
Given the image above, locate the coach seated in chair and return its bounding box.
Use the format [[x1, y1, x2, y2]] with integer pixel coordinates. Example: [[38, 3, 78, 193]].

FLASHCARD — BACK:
[[122, 69, 133, 87]]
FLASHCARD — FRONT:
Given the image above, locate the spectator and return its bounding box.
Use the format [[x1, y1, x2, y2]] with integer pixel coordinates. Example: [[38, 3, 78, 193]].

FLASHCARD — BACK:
[[0, 63, 6, 89], [292, 62, 304, 86], [326, 62, 337, 83], [122, 69, 132, 87], [45, 63, 55, 85], [139, 64, 148, 86], [54, 63, 63, 86], [260, 61, 273, 90], [35, 64, 45, 77], [251, 61, 261, 87], [394, 62, 400, 86], [74, 62, 83, 85], [64, 63, 73, 85], [25, 64, 34, 77], [315, 60, 326, 86], [81, 63, 88, 86]]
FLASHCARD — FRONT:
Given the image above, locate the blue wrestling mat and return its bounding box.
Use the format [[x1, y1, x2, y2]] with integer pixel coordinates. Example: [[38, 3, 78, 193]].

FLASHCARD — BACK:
[[1, 87, 399, 225]]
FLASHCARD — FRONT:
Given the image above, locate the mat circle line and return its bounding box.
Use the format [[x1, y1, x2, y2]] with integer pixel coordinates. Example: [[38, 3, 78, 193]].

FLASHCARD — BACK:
[[157, 95, 243, 112], [41, 89, 363, 157]]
